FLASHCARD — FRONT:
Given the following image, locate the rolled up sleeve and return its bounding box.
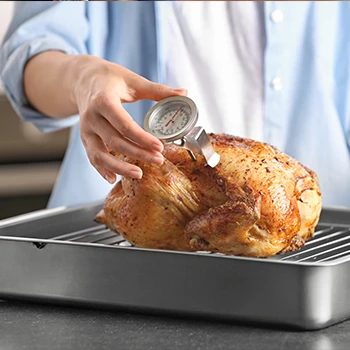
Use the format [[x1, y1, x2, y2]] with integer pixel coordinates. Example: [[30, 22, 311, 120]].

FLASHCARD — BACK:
[[0, 1, 89, 133]]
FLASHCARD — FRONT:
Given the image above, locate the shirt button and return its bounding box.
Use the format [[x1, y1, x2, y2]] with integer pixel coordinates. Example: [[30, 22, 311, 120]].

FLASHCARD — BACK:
[[271, 77, 282, 91], [270, 9, 284, 23]]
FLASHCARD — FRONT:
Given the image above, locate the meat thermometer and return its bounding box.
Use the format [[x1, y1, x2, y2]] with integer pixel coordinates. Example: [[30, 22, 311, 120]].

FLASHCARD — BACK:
[[144, 96, 220, 167]]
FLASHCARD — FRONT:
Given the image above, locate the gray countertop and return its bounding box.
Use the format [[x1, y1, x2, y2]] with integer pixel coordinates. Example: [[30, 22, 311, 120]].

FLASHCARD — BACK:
[[1, 301, 350, 350]]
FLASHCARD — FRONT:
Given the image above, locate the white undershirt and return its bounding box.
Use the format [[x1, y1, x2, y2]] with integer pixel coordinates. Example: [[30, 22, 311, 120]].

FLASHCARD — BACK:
[[157, 1, 265, 141]]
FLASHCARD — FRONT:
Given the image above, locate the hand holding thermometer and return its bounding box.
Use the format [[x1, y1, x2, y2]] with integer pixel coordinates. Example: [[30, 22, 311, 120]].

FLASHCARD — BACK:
[[144, 96, 220, 167]]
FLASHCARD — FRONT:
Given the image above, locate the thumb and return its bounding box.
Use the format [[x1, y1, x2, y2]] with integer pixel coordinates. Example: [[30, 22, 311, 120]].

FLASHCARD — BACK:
[[137, 79, 188, 101]]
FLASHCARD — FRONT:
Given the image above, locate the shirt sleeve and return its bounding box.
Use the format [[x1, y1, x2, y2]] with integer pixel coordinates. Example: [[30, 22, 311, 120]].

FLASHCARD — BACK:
[[0, 1, 89, 133]]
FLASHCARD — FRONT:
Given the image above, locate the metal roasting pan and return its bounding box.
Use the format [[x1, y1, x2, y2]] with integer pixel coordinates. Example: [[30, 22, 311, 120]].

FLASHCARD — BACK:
[[0, 202, 350, 330]]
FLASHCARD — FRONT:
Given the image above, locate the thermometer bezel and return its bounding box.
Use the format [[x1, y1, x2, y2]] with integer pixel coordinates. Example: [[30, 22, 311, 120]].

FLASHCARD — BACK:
[[144, 96, 198, 142]]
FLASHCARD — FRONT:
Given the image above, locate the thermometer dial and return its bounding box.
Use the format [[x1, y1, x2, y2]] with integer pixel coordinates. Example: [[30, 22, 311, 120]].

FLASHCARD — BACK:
[[144, 96, 198, 142]]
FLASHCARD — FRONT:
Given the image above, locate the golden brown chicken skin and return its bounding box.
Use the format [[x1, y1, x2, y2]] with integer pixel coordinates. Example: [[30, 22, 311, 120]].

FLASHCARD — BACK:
[[95, 134, 322, 258]]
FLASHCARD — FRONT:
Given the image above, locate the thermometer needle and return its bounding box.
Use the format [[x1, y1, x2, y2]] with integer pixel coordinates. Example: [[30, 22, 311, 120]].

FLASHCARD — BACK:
[[165, 107, 183, 127]]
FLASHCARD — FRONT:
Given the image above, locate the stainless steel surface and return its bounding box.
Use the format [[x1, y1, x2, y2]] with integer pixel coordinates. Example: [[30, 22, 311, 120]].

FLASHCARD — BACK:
[[0, 206, 66, 227], [0, 162, 61, 196], [182, 126, 220, 167], [0, 203, 350, 330], [0, 95, 69, 163], [0, 94, 69, 219]]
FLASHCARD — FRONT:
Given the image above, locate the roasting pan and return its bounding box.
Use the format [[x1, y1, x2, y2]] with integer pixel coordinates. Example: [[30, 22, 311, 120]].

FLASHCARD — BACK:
[[0, 202, 350, 330]]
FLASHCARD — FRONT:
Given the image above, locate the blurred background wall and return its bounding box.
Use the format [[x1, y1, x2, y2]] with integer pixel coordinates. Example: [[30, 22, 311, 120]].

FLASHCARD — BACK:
[[0, 2, 69, 219]]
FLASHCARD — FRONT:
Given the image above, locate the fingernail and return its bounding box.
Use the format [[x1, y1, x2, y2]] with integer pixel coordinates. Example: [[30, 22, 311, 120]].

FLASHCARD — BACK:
[[152, 142, 164, 152], [129, 169, 143, 179], [151, 154, 164, 165], [105, 174, 115, 184], [172, 88, 187, 94]]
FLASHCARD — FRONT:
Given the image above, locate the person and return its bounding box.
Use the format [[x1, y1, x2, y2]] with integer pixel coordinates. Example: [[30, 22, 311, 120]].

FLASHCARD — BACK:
[[0, 1, 349, 209]]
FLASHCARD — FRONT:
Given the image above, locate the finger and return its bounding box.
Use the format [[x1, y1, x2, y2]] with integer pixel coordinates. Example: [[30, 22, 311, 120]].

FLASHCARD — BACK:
[[84, 134, 144, 181], [130, 75, 188, 101], [89, 115, 164, 165], [92, 93, 164, 152]]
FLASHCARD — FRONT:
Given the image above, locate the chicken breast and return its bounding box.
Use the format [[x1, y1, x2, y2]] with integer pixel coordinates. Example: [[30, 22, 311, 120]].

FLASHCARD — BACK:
[[95, 134, 322, 258]]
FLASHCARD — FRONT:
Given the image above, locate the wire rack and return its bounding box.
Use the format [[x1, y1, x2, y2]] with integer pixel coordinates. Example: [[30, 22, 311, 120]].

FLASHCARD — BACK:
[[49, 222, 350, 264]]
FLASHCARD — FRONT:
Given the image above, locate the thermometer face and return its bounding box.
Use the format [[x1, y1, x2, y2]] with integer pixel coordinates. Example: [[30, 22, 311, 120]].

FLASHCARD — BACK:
[[144, 96, 198, 142]]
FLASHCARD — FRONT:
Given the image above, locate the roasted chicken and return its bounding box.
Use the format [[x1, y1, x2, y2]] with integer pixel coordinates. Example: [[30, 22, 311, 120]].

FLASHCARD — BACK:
[[95, 134, 322, 258]]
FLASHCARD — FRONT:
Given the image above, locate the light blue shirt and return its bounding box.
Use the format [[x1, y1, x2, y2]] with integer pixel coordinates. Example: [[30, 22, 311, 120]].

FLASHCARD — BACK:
[[0, 1, 349, 209]]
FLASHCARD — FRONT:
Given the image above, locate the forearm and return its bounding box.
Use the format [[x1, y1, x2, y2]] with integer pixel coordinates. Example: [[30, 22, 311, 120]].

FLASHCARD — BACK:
[[24, 51, 82, 119], [23, 48, 186, 182]]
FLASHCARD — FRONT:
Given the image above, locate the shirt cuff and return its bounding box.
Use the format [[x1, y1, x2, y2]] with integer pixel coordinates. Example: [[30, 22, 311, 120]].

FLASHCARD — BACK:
[[1, 35, 81, 133]]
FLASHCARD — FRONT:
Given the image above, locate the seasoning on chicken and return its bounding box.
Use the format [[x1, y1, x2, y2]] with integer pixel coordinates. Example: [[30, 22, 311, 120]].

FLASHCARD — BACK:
[[95, 134, 322, 258]]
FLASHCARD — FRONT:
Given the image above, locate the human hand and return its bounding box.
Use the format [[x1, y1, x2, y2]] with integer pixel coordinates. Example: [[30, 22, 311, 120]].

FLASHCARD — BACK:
[[74, 55, 187, 183]]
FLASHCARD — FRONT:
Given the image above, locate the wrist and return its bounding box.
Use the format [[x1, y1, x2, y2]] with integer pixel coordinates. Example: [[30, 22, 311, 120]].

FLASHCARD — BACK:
[[72, 54, 107, 112], [67, 54, 93, 112]]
